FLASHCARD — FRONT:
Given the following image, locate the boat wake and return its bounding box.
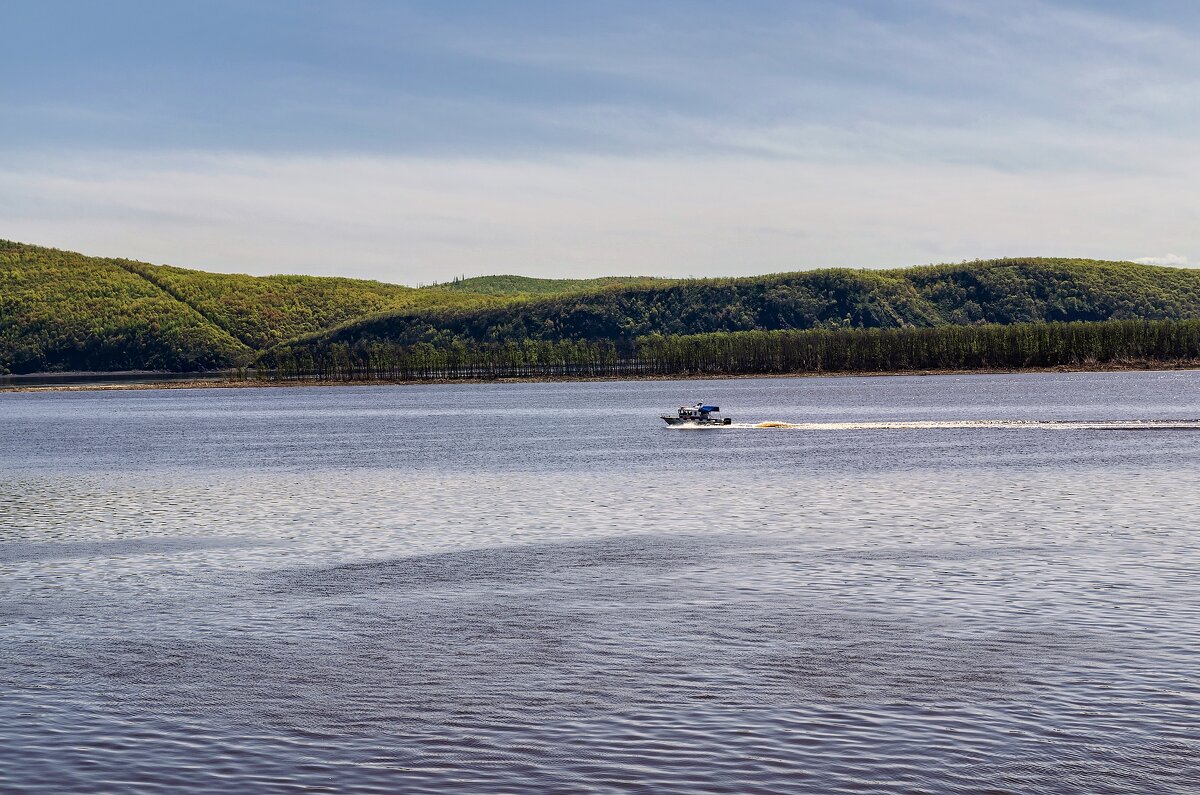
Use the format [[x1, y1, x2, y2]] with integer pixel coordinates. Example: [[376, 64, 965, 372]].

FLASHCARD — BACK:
[[669, 419, 1200, 431]]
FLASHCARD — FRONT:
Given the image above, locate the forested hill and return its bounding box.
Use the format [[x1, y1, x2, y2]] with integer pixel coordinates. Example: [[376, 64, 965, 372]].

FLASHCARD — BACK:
[[7, 240, 1200, 376], [269, 258, 1200, 358], [1, 242, 248, 373], [0, 241, 497, 374]]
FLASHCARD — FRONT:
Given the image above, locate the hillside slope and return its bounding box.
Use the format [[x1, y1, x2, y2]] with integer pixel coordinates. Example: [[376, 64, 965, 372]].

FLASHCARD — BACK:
[[0, 241, 250, 373], [0, 241, 501, 374], [271, 258, 1200, 358]]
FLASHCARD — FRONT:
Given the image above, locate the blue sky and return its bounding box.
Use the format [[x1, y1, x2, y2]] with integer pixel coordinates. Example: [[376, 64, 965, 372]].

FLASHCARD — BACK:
[[2, 0, 1197, 281]]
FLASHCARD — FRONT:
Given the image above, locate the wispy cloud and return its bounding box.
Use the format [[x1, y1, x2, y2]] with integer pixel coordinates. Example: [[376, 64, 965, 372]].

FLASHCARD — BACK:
[[1, 1, 1197, 278], [3, 149, 1195, 281]]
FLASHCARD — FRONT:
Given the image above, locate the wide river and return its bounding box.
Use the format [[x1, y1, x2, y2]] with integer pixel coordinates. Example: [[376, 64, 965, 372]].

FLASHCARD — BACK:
[[2, 372, 1199, 793]]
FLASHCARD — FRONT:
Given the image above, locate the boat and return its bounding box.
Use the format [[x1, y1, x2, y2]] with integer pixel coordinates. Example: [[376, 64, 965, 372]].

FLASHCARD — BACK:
[[662, 403, 732, 426]]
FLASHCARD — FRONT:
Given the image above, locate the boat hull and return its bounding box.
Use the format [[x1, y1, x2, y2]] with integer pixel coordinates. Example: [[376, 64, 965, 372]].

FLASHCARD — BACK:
[[662, 416, 732, 426]]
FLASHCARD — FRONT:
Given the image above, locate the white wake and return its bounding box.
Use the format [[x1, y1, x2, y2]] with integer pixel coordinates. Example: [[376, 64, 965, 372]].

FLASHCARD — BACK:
[[669, 419, 1200, 431]]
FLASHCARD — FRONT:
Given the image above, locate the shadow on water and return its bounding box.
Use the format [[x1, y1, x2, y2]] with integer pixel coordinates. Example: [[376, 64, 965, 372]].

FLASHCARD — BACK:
[[274, 534, 709, 596]]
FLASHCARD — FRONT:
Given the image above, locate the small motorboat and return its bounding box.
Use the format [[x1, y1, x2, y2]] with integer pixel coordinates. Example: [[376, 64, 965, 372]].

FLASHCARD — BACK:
[[662, 403, 732, 426]]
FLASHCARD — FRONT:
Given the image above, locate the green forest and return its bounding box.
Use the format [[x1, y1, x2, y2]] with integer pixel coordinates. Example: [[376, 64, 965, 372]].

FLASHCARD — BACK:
[[5, 239, 1200, 378], [258, 319, 1200, 382]]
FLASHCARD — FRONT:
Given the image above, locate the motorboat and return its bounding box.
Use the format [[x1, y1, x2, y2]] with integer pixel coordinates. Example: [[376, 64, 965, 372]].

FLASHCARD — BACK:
[[662, 403, 732, 426]]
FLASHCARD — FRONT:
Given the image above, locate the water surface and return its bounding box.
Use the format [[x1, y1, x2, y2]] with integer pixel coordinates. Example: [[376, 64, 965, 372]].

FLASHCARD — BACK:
[[2, 372, 1199, 793]]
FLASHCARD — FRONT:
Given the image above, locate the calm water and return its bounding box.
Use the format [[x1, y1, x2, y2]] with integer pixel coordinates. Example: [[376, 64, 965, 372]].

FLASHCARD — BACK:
[[2, 372, 1199, 794]]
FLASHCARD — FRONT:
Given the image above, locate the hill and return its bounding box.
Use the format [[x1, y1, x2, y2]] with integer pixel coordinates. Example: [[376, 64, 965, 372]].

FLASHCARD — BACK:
[[0, 242, 250, 373], [265, 258, 1200, 361], [7, 241, 1200, 377], [0, 241, 499, 374]]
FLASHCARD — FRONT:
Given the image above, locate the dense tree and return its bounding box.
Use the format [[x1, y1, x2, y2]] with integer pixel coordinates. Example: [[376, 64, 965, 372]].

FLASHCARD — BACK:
[[259, 320, 1200, 382]]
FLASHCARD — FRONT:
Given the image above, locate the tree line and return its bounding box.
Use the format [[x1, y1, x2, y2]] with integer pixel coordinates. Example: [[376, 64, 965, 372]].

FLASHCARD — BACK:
[[256, 318, 1200, 382]]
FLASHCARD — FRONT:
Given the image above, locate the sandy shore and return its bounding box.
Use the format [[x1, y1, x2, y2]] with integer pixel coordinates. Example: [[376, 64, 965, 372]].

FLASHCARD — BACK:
[[4, 359, 1200, 393]]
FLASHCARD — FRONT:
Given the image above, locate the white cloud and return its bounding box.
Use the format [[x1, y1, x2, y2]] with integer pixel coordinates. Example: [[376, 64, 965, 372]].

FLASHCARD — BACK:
[[2, 149, 1197, 283], [1133, 254, 1193, 267]]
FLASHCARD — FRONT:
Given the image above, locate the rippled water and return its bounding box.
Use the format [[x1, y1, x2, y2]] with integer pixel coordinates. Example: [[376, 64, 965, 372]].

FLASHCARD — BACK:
[[3, 371, 1200, 793]]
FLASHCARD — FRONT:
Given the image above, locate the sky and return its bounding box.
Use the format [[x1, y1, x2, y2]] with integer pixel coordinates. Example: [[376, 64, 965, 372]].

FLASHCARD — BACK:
[[2, 0, 1197, 282]]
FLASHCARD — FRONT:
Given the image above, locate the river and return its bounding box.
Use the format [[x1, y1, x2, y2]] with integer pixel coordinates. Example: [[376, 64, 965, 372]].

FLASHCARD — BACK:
[[2, 371, 1199, 793]]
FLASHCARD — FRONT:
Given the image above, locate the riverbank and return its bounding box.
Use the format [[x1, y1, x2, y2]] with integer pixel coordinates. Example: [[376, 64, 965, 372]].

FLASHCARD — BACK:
[[5, 358, 1200, 393]]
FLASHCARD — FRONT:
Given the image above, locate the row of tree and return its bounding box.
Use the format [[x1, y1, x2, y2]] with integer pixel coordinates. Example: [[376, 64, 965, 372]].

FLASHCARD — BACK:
[[256, 318, 1200, 382]]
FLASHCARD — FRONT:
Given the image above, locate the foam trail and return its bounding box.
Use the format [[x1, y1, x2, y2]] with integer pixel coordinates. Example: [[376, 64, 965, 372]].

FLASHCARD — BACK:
[[670, 419, 1200, 431]]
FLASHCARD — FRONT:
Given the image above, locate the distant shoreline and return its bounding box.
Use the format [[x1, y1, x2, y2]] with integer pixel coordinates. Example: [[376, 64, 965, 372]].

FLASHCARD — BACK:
[[4, 359, 1200, 393]]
